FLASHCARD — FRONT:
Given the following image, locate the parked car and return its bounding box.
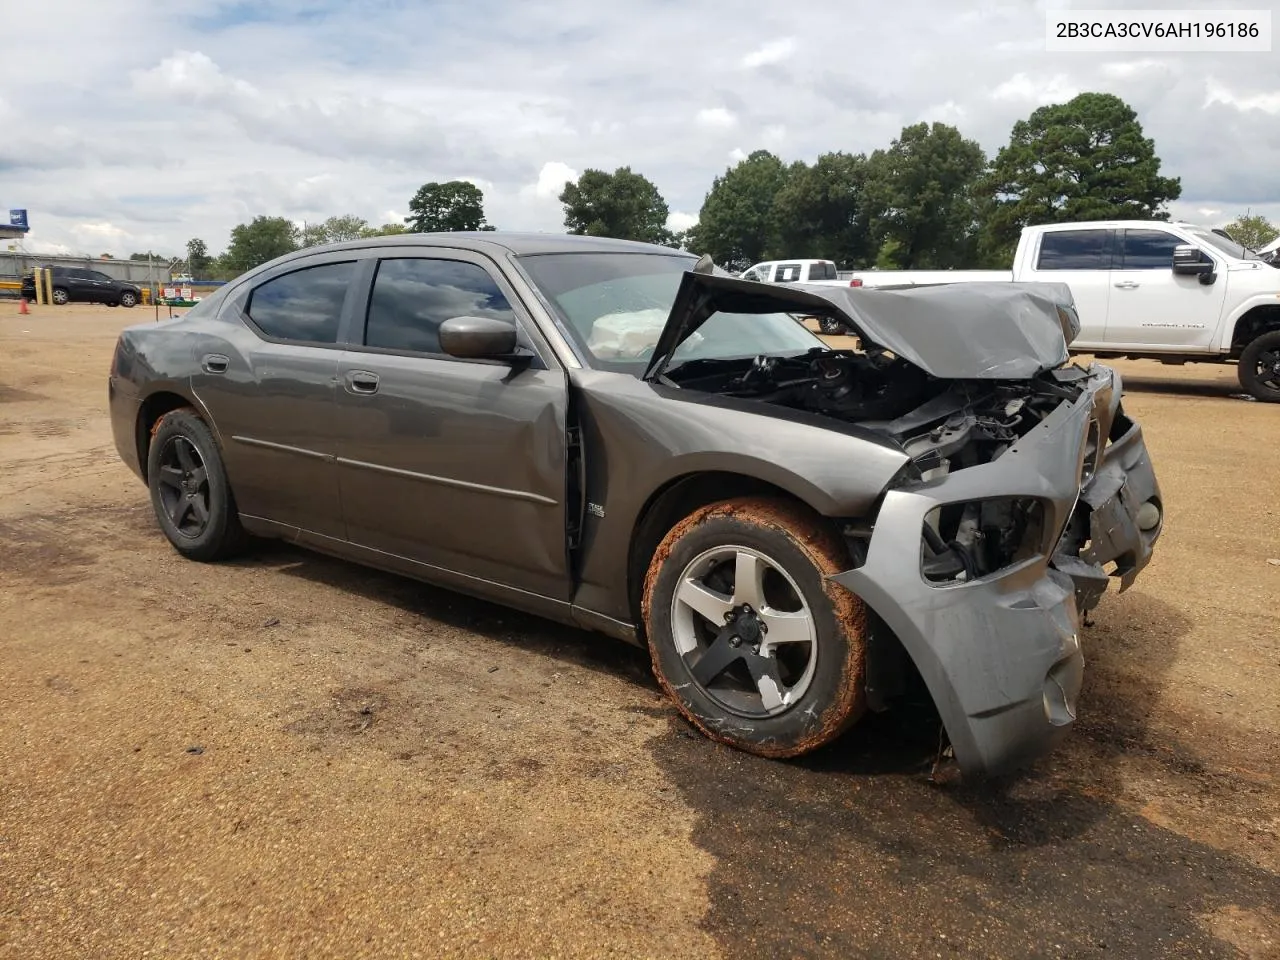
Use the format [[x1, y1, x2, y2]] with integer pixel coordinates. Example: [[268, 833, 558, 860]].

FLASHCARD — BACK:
[[107, 233, 1163, 777], [22, 266, 142, 307], [838, 221, 1280, 402], [739, 259, 865, 332], [740, 259, 845, 284]]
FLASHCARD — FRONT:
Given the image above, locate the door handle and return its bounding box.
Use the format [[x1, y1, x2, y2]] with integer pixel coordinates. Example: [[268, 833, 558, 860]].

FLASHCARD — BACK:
[[201, 354, 229, 374], [1113, 281, 1140, 289], [345, 370, 380, 395]]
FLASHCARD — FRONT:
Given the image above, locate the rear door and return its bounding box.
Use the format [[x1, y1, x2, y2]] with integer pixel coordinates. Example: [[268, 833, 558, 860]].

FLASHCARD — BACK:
[[1104, 227, 1226, 349], [191, 253, 360, 539], [331, 249, 572, 601], [1020, 228, 1115, 346]]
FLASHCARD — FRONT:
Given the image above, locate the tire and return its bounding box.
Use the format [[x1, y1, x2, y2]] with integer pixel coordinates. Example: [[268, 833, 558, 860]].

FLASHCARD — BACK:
[[146, 408, 248, 561], [51, 287, 69, 305], [119, 291, 138, 308], [642, 496, 868, 758], [819, 317, 843, 335], [1238, 331, 1280, 403]]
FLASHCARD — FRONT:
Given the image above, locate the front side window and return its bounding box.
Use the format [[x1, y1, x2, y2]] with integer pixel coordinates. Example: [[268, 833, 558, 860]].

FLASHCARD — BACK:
[[364, 258, 515, 354], [88, 271, 112, 282], [1036, 230, 1113, 270], [517, 252, 825, 374], [247, 261, 355, 344], [1119, 230, 1182, 269]]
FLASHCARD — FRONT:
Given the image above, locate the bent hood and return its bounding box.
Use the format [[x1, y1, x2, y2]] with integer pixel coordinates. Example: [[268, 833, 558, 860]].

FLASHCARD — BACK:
[[642, 273, 1081, 382]]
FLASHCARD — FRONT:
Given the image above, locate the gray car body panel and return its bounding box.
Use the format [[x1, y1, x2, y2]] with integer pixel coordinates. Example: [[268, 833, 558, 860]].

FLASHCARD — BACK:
[[643, 272, 1081, 382], [106, 233, 1164, 778]]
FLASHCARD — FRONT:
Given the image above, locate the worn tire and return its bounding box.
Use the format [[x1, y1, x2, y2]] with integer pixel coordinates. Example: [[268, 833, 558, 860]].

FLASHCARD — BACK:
[[642, 496, 868, 758], [1238, 331, 1280, 403], [146, 408, 248, 562]]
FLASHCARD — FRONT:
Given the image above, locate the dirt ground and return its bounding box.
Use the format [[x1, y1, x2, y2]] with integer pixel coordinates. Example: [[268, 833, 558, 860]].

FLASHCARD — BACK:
[[2, 301, 1278, 959]]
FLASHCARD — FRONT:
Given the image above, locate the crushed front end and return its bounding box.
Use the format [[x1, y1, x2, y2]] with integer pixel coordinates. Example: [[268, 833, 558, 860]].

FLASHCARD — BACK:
[[832, 363, 1162, 776]]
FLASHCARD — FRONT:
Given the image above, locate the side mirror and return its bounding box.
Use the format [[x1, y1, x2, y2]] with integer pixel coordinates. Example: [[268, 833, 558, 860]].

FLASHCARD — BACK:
[[438, 315, 519, 359], [1172, 244, 1213, 276]]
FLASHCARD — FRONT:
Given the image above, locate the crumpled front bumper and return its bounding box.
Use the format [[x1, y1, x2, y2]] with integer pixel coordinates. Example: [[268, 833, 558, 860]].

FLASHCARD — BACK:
[[831, 365, 1162, 777]]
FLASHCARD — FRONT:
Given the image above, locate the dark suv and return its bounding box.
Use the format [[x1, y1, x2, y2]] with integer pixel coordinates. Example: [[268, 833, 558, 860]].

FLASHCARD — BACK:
[[22, 266, 142, 307]]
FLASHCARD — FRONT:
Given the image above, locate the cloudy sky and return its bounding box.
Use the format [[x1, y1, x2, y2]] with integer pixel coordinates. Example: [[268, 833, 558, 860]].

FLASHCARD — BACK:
[[2, 0, 1277, 259]]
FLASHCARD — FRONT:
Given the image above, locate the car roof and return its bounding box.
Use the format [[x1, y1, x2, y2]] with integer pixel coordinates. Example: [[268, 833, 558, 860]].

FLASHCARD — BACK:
[[309, 232, 695, 258]]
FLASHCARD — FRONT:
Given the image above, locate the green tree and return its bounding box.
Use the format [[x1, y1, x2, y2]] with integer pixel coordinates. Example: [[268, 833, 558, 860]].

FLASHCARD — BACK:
[[861, 123, 986, 270], [1222, 213, 1279, 252], [980, 92, 1182, 263], [221, 216, 299, 272], [321, 214, 369, 242], [359, 222, 410, 238], [691, 150, 791, 270], [405, 181, 490, 232], [129, 250, 168, 262], [186, 238, 212, 276], [771, 151, 873, 267], [559, 167, 671, 244]]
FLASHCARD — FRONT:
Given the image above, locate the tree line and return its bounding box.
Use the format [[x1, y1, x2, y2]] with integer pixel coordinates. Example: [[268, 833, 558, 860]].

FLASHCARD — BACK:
[[177, 91, 1277, 279]]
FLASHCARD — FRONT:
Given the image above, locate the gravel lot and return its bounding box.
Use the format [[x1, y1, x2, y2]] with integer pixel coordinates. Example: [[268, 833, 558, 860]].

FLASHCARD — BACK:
[[2, 302, 1278, 959]]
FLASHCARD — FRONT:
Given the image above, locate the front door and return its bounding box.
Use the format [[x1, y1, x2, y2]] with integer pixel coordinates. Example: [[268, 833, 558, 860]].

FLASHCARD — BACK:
[[1103, 227, 1227, 350], [191, 255, 360, 539], [331, 251, 572, 601]]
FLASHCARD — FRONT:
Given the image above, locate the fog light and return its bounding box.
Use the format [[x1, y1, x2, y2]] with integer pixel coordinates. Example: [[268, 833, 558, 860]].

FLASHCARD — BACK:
[[1136, 500, 1161, 532]]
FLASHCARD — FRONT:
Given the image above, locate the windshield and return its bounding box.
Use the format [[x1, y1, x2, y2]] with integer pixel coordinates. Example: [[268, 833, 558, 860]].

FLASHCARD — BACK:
[[517, 252, 826, 373], [1186, 227, 1258, 261]]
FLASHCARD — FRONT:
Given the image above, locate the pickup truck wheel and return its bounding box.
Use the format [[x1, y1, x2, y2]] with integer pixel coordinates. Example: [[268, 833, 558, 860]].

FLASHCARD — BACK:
[[642, 496, 868, 758], [51, 287, 69, 305], [147, 408, 248, 561], [119, 291, 138, 308], [1238, 331, 1280, 403]]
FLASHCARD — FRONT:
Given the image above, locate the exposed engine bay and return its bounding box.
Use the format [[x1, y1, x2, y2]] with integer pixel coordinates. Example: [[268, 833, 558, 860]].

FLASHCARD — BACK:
[[668, 347, 1100, 585], [668, 347, 1089, 470]]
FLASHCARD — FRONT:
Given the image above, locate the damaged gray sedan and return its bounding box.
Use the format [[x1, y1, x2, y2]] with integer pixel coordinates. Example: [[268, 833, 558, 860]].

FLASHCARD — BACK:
[[107, 234, 1162, 776]]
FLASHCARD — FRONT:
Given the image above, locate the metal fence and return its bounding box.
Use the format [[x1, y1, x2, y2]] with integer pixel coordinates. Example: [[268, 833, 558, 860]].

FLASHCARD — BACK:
[[0, 251, 177, 284]]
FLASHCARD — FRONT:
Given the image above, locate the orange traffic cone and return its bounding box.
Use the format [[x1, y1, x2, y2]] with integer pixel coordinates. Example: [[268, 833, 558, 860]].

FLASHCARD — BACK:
[[18, 298, 29, 315]]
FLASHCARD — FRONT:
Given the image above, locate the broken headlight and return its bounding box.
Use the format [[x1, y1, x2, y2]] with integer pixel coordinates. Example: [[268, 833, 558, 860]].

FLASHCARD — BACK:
[[920, 497, 1048, 585]]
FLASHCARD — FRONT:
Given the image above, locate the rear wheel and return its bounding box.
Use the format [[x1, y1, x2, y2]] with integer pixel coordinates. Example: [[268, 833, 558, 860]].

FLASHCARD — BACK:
[[51, 287, 69, 305], [642, 496, 868, 758], [147, 408, 248, 561], [1239, 331, 1280, 402]]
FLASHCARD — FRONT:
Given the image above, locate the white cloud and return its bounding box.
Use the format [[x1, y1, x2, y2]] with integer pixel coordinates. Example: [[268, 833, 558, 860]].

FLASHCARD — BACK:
[[728, 148, 748, 163], [1100, 59, 1165, 79], [923, 100, 967, 123], [1204, 79, 1280, 115], [667, 211, 698, 233], [991, 72, 1079, 104], [1197, 208, 1222, 217], [742, 37, 797, 68], [525, 162, 579, 201], [696, 107, 737, 130]]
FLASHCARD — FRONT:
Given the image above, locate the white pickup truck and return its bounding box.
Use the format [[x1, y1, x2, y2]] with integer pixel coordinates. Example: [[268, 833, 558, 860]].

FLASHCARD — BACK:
[[843, 220, 1280, 402], [740, 259, 848, 284]]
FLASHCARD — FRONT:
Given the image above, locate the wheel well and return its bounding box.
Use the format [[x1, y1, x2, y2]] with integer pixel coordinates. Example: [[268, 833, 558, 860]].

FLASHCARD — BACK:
[[1231, 306, 1280, 356], [626, 471, 831, 635], [136, 392, 195, 480]]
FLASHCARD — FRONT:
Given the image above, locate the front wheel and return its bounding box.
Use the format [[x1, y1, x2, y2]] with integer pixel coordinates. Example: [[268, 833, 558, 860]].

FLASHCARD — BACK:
[[147, 408, 248, 561], [1239, 331, 1280, 402], [642, 497, 868, 758], [119, 291, 138, 308], [51, 287, 69, 305]]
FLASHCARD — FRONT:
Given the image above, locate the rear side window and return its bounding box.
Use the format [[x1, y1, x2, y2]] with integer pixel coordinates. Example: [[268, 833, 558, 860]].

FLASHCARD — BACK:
[[775, 263, 803, 282], [247, 261, 355, 343], [1036, 230, 1113, 270], [808, 261, 837, 280], [364, 258, 515, 354], [1119, 229, 1181, 269]]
